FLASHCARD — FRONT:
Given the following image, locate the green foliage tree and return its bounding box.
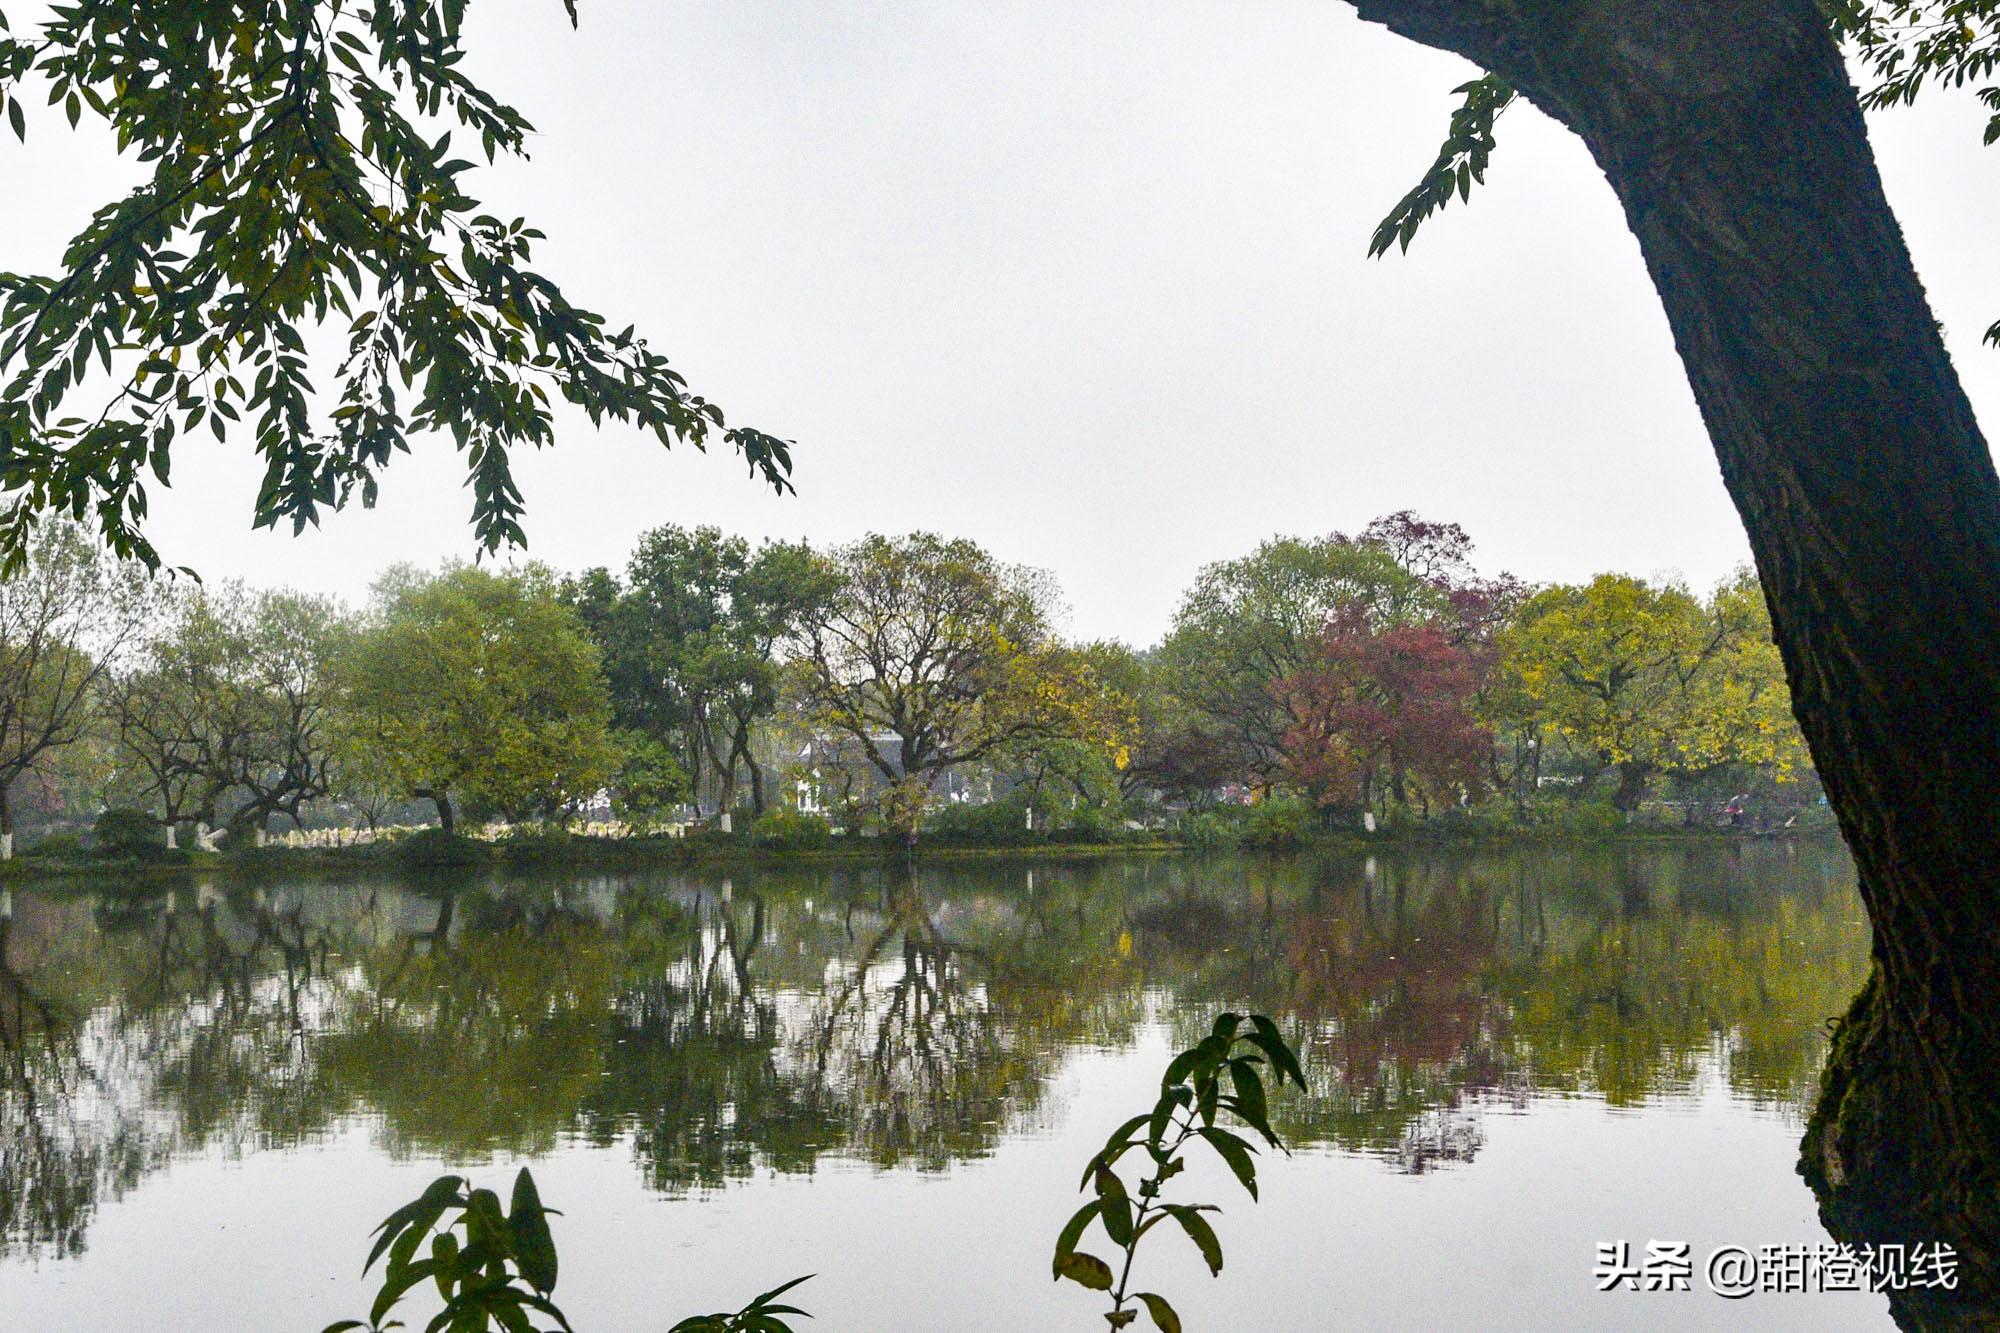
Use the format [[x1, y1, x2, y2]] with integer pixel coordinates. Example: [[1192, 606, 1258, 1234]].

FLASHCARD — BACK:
[[0, 0, 792, 572], [568, 526, 834, 819], [609, 731, 691, 828], [1161, 535, 1413, 788], [342, 564, 617, 832], [0, 519, 154, 855], [107, 582, 346, 839]]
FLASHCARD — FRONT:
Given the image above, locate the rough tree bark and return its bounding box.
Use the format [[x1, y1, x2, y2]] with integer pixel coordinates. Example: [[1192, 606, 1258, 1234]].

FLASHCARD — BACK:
[[1348, 0, 2000, 1320], [1610, 760, 1652, 814], [414, 786, 455, 835]]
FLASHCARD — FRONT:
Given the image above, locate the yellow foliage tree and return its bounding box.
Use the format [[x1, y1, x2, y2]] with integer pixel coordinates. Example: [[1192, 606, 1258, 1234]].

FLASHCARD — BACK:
[[1492, 571, 1808, 811]]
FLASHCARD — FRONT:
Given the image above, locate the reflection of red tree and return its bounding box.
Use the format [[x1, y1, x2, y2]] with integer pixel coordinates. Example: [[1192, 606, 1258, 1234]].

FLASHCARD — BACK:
[[1273, 610, 1494, 810], [1280, 880, 1505, 1078]]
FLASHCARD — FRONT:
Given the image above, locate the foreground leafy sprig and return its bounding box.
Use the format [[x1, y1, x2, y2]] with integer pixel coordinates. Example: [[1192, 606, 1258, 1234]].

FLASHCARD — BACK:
[[664, 1275, 817, 1333], [1053, 1012, 1307, 1331], [325, 1168, 571, 1333], [0, 0, 792, 573], [1367, 74, 1516, 259], [326, 1167, 813, 1333]]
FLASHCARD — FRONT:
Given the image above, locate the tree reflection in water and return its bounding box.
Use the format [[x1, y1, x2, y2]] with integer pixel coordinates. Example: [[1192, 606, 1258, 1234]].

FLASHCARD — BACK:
[[0, 842, 1867, 1261]]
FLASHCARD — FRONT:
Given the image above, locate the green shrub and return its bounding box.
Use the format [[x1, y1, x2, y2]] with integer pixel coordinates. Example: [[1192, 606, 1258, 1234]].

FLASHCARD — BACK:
[[1553, 800, 1624, 835], [92, 808, 163, 859], [398, 827, 492, 867], [27, 830, 84, 859], [926, 797, 1039, 846], [1055, 804, 1131, 844], [750, 809, 833, 851], [495, 825, 581, 864], [1242, 796, 1314, 849], [1182, 811, 1243, 852]]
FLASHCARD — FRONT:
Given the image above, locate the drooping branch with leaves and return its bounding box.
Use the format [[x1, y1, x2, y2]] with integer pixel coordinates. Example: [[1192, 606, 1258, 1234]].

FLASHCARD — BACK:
[[0, 0, 792, 573]]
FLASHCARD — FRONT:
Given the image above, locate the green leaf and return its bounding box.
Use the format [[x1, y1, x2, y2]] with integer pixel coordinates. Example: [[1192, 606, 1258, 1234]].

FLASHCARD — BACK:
[[1228, 1060, 1268, 1132], [371, 1258, 440, 1326], [1368, 73, 1516, 259], [1164, 1205, 1224, 1276], [366, 1176, 463, 1274], [1148, 1085, 1190, 1150], [1053, 1199, 1102, 1273], [1055, 1251, 1116, 1291], [744, 1274, 815, 1310], [432, 1231, 462, 1298], [1100, 1112, 1150, 1160], [1095, 1166, 1135, 1247], [1160, 1046, 1200, 1090], [320, 1324, 368, 1333], [1106, 1312, 1138, 1329], [1199, 1127, 1259, 1200], [507, 1168, 558, 1294], [1247, 1015, 1306, 1088], [1135, 1292, 1183, 1333]]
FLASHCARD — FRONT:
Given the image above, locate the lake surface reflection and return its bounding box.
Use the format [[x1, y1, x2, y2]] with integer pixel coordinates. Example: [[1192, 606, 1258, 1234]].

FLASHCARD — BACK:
[[0, 844, 1892, 1329]]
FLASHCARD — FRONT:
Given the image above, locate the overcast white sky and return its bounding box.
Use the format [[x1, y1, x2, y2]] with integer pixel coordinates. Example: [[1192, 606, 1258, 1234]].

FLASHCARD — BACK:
[[11, 1, 2000, 645]]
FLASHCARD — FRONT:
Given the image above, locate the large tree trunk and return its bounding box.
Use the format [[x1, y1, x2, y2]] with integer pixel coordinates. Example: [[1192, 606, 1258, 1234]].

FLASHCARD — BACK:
[[1350, 0, 2000, 1319], [416, 788, 455, 835], [741, 739, 766, 816], [1610, 760, 1651, 815]]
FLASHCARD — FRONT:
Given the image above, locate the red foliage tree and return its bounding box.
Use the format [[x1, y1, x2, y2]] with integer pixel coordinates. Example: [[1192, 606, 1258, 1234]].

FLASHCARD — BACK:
[[1274, 607, 1493, 812]]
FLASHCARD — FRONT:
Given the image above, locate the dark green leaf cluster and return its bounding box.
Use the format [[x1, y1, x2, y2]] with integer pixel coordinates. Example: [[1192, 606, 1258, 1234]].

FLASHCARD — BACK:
[[1827, 0, 2000, 117], [1052, 1012, 1306, 1332], [1367, 75, 1515, 259], [1821, 0, 2000, 341], [326, 1167, 813, 1333], [0, 1, 791, 573], [663, 1275, 816, 1333], [324, 1168, 570, 1333]]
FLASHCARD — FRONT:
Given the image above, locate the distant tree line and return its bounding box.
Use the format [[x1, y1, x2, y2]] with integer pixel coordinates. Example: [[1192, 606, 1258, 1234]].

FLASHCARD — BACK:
[[0, 513, 1811, 854]]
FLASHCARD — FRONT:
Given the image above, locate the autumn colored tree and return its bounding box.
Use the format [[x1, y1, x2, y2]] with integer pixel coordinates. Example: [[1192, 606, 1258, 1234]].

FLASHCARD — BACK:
[[792, 534, 1129, 844], [1492, 573, 1805, 813], [1164, 518, 1517, 800], [1161, 535, 1418, 786], [1274, 609, 1493, 814]]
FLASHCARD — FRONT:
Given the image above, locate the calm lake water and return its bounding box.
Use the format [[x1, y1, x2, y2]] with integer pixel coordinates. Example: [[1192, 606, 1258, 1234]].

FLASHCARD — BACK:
[[0, 845, 1893, 1330]]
